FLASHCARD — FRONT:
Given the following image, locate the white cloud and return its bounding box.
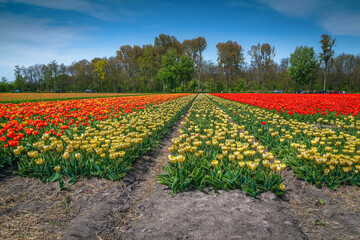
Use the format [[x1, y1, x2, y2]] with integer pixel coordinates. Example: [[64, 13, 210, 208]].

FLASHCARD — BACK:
[[320, 11, 360, 37], [259, 0, 360, 36], [259, 0, 320, 17], [0, 0, 147, 80], [0, 0, 141, 21], [0, 13, 101, 80]]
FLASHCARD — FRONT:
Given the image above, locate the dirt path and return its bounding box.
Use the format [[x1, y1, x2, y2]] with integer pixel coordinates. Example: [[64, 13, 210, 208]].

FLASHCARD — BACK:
[[282, 169, 360, 240], [104, 183, 307, 239], [1, 95, 359, 240], [99, 99, 307, 240]]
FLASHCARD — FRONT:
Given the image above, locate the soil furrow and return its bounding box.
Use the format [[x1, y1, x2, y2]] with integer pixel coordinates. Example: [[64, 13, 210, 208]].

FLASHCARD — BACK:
[[101, 94, 307, 240]]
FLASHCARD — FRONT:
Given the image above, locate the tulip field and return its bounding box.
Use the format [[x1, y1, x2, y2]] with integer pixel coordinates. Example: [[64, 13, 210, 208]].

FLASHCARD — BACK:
[[0, 94, 195, 188], [0, 93, 359, 191], [211, 93, 360, 189], [1, 92, 360, 239], [158, 94, 285, 196]]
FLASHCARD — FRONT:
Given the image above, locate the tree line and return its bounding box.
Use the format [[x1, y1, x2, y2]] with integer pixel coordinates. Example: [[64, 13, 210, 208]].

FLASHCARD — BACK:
[[3, 34, 360, 93]]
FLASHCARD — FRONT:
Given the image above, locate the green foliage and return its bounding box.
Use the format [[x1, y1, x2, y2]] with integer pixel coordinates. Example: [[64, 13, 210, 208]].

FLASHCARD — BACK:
[[319, 34, 336, 65], [178, 55, 194, 92], [288, 46, 319, 90], [315, 198, 325, 206], [216, 40, 245, 92], [158, 50, 195, 92], [158, 50, 179, 91], [0, 77, 14, 92], [9, 34, 360, 93]]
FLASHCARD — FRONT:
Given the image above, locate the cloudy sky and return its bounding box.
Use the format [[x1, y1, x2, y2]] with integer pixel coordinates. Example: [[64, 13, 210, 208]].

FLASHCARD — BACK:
[[0, 0, 359, 81]]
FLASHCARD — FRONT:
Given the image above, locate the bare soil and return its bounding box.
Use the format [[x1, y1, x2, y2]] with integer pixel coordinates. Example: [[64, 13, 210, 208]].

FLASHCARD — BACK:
[[1, 101, 359, 240]]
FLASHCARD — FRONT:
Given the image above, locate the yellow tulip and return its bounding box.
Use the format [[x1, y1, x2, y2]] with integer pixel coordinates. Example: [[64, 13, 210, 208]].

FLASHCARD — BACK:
[[177, 155, 185, 163], [168, 155, 177, 163], [211, 160, 219, 167], [35, 158, 43, 165], [13, 148, 21, 155], [262, 160, 270, 168], [238, 161, 245, 168], [62, 151, 70, 159]]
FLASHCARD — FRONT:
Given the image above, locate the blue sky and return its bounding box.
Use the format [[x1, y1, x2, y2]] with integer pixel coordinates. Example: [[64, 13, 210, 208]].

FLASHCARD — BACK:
[[0, 0, 360, 81]]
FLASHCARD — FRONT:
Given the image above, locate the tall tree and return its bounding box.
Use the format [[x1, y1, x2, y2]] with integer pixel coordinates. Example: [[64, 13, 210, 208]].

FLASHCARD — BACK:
[[93, 59, 109, 92], [177, 54, 194, 92], [47, 60, 60, 92], [138, 44, 158, 92], [182, 39, 198, 61], [216, 40, 244, 92], [154, 34, 182, 57], [203, 60, 218, 92], [319, 34, 336, 90], [56, 63, 69, 92], [288, 46, 319, 91], [107, 56, 124, 93], [21, 64, 45, 92], [68, 59, 93, 92], [182, 37, 207, 91], [0, 77, 12, 92], [248, 43, 276, 87], [14, 65, 25, 91], [157, 50, 179, 92], [278, 58, 291, 92], [194, 37, 207, 91], [116, 45, 144, 91]]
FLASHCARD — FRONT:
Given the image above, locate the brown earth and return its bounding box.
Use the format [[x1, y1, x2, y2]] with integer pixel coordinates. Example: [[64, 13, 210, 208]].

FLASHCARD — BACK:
[[1, 100, 359, 240]]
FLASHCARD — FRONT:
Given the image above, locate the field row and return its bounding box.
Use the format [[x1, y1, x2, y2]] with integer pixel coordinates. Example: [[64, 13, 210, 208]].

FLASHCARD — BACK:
[[158, 94, 285, 196], [0, 92, 142, 102], [212, 93, 360, 119]]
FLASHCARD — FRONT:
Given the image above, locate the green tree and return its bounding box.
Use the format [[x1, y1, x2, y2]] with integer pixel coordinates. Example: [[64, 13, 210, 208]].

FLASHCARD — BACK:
[[47, 60, 60, 92], [177, 55, 194, 92], [288, 46, 319, 91], [216, 40, 244, 92], [68, 59, 93, 92], [157, 50, 194, 92], [116, 45, 144, 92], [248, 43, 276, 88], [93, 59, 109, 92], [107, 56, 124, 93], [138, 44, 158, 92], [154, 34, 182, 57], [157, 50, 179, 92], [278, 58, 291, 92], [14, 65, 25, 91], [319, 34, 336, 90], [0, 77, 12, 92]]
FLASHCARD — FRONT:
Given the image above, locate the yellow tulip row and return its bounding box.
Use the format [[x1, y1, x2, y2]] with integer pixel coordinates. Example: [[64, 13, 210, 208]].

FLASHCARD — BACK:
[[159, 94, 285, 195]]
